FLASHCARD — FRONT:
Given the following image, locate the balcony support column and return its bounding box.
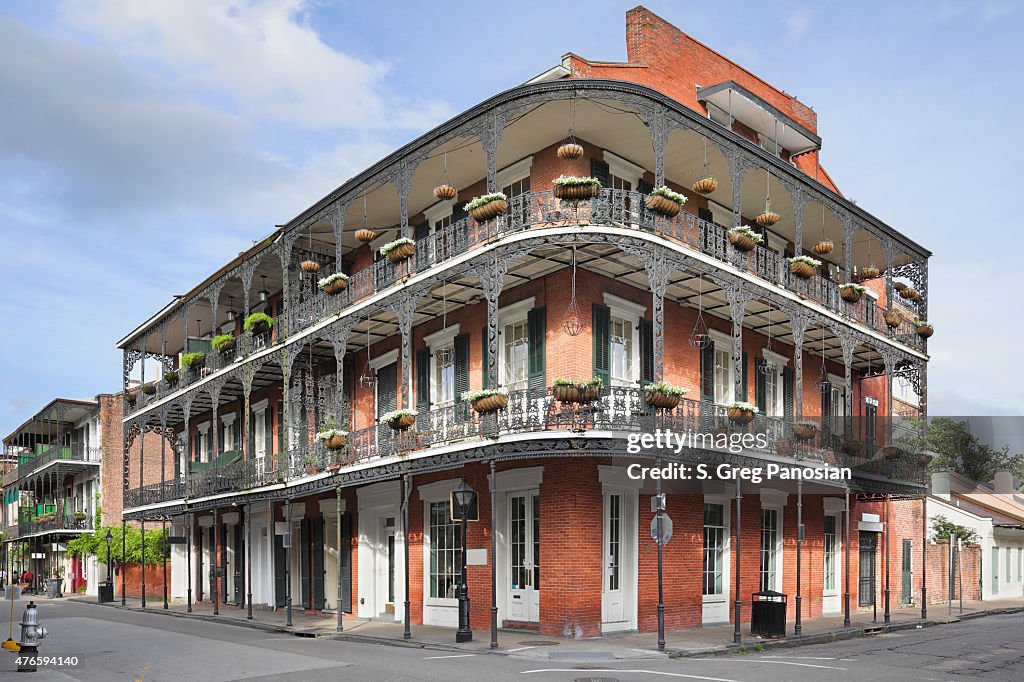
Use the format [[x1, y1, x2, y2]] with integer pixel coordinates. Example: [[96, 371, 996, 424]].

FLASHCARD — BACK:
[[277, 230, 301, 339], [480, 113, 503, 194], [186, 511, 193, 612], [330, 201, 350, 269], [394, 160, 414, 240], [389, 294, 420, 411], [207, 281, 226, 342], [883, 239, 896, 316], [330, 322, 353, 434], [141, 519, 146, 608], [792, 189, 805, 257], [725, 285, 755, 402], [838, 330, 856, 436], [183, 397, 193, 501], [788, 314, 809, 418], [159, 409, 166, 507], [881, 350, 896, 448], [622, 244, 672, 382], [238, 259, 258, 320], [473, 257, 512, 389], [727, 154, 749, 228], [649, 106, 668, 187], [242, 365, 256, 486], [281, 347, 301, 478], [842, 215, 854, 280]]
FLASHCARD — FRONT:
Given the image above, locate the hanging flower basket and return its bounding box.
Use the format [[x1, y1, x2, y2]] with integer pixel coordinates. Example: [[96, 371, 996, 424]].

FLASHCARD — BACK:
[[433, 184, 457, 201], [317, 429, 348, 451], [645, 186, 686, 218], [842, 440, 864, 455], [860, 266, 880, 279], [881, 446, 904, 460], [900, 287, 921, 302], [141, 383, 157, 395], [300, 260, 320, 274], [557, 142, 584, 160], [318, 273, 349, 295], [789, 256, 821, 279], [915, 319, 934, 338], [181, 352, 206, 371], [915, 453, 933, 466], [553, 378, 601, 403], [355, 229, 377, 243], [380, 237, 416, 264], [692, 177, 717, 195], [553, 176, 601, 201], [465, 193, 508, 222], [381, 409, 416, 431], [811, 240, 833, 255], [244, 312, 274, 336], [644, 381, 688, 410], [727, 226, 763, 252], [124, 393, 137, 406], [464, 389, 509, 414], [727, 402, 758, 424], [840, 283, 866, 303], [755, 211, 780, 227], [893, 281, 907, 292], [791, 420, 819, 441], [211, 333, 235, 355], [884, 310, 903, 329], [164, 371, 178, 386]]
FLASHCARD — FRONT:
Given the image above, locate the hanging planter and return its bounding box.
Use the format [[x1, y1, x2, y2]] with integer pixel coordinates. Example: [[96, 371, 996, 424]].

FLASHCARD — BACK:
[[380, 237, 416, 264], [356, 227, 380, 242], [811, 240, 834, 255], [914, 318, 934, 338], [791, 420, 819, 441], [433, 184, 457, 201], [211, 333, 235, 355], [860, 266, 880, 279], [181, 352, 206, 371], [692, 177, 717, 195], [553, 176, 601, 202], [727, 226, 763, 252], [552, 377, 602, 404], [316, 421, 348, 451], [789, 255, 821, 279], [840, 283, 866, 303], [900, 287, 921, 302], [557, 142, 584, 159], [881, 446, 904, 460], [381, 409, 417, 431], [465, 192, 508, 222], [842, 440, 864, 455], [318, 273, 349, 295], [645, 186, 687, 218], [464, 389, 509, 414], [644, 381, 688, 410], [244, 312, 274, 336], [299, 260, 320, 274], [884, 310, 903, 329], [164, 371, 178, 386], [916, 453, 933, 466], [755, 210, 780, 227], [141, 383, 157, 396], [124, 393, 137, 407], [727, 401, 758, 424]]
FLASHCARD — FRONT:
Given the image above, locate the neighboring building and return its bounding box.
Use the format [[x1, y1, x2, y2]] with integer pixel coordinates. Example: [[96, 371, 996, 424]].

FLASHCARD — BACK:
[[2, 398, 103, 594], [117, 8, 932, 636]]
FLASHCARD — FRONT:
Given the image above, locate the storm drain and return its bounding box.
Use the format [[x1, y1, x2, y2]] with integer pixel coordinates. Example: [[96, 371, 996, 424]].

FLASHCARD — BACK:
[[574, 678, 620, 682], [550, 652, 616, 661], [518, 640, 560, 646]]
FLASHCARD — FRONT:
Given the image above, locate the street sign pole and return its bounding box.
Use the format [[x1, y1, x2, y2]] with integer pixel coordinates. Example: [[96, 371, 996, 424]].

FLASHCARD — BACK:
[[655, 482, 665, 652]]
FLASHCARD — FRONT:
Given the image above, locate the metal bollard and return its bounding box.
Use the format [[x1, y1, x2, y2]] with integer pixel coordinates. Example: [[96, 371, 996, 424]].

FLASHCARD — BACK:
[[17, 601, 48, 673]]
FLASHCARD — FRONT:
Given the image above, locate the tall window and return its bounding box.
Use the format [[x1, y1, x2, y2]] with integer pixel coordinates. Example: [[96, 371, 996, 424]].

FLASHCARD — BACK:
[[503, 319, 529, 390], [765, 367, 781, 417], [703, 503, 725, 596], [609, 315, 634, 386], [433, 345, 455, 406], [433, 213, 453, 261], [714, 346, 732, 405], [607, 494, 621, 591], [429, 501, 461, 600], [760, 508, 779, 592], [824, 515, 837, 591], [501, 175, 531, 199], [1007, 547, 1012, 583]]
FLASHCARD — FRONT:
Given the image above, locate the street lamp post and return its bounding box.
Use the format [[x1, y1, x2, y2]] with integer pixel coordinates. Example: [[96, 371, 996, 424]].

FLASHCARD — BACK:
[[104, 529, 113, 587], [451, 480, 477, 644]]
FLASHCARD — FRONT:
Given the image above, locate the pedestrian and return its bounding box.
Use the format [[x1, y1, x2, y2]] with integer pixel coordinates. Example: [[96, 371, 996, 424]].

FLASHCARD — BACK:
[[0, 567, 6, 587], [22, 568, 34, 594]]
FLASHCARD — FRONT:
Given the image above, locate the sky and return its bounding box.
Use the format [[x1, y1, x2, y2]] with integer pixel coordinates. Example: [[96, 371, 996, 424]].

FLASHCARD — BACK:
[[1, 0, 1023, 434]]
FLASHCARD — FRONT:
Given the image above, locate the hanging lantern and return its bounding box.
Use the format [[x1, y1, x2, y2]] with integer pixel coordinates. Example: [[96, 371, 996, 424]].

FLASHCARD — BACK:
[[561, 246, 587, 337], [688, 275, 712, 349], [759, 307, 779, 374], [359, 319, 377, 389]]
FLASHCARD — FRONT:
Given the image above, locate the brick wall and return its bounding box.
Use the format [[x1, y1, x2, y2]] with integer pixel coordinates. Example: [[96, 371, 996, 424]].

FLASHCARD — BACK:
[[115, 562, 171, 599]]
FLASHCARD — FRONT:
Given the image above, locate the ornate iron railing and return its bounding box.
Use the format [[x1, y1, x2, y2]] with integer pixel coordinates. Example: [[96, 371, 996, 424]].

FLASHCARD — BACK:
[[18, 513, 93, 536], [15, 444, 101, 480]]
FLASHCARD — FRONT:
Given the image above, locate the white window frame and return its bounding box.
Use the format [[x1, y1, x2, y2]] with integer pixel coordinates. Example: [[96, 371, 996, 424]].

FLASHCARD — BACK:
[[603, 293, 646, 388], [424, 324, 460, 407], [828, 373, 846, 435], [220, 412, 237, 452], [420, 479, 463, 608], [496, 157, 533, 195], [762, 348, 789, 418], [498, 297, 535, 390], [759, 489, 787, 593], [702, 492, 732, 614], [196, 421, 210, 462], [253, 399, 269, 460], [709, 329, 735, 405], [603, 151, 645, 190]]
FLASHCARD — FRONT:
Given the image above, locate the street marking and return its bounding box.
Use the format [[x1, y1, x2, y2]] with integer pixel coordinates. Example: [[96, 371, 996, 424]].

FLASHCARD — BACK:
[[506, 646, 537, 652], [761, 656, 837, 660], [521, 670, 741, 681], [694, 658, 846, 670], [423, 654, 477, 659]]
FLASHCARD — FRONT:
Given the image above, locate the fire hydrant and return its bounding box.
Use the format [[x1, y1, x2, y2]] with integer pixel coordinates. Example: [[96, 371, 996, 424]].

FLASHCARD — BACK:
[[17, 601, 47, 673]]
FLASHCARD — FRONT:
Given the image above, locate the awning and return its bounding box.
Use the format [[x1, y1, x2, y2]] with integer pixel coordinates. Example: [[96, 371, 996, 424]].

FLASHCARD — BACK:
[[697, 81, 821, 156]]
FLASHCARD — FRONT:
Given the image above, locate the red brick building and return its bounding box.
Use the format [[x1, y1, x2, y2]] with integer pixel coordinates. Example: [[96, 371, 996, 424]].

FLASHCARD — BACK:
[[117, 8, 932, 638]]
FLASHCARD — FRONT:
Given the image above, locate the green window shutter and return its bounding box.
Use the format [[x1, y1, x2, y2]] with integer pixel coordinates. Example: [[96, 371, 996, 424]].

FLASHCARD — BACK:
[[592, 304, 610, 386], [481, 326, 490, 389], [821, 383, 832, 440], [783, 367, 795, 419], [454, 335, 470, 402], [591, 158, 610, 188], [866, 404, 877, 448], [527, 307, 546, 391], [698, 207, 714, 223], [277, 400, 284, 468], [700, 343, 715, 402], [376, 364, 398, 415], [639, 319, 654, 386], [637, 179, 654, 195], [755, 358, 767, 413], [741, 352, 749, 403], [416, 346, 431, 413]]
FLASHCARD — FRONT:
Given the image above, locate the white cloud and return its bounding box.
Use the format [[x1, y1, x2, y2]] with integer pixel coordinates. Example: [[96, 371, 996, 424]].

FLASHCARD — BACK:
[[57, 0, 451, 131]]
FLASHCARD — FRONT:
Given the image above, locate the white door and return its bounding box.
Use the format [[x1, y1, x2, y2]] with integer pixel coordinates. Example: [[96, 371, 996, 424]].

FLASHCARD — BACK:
[[822, 513, 841, 613], [602, 492, 626, 627], [507, 491, 540, 622]]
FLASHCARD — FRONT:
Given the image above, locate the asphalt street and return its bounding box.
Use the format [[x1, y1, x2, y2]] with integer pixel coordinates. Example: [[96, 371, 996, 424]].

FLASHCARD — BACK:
[[0, 600, 1020, 681]]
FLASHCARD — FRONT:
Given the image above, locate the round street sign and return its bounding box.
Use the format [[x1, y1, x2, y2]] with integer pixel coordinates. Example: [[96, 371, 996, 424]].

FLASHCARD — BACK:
[[650, 513, 673, 545]]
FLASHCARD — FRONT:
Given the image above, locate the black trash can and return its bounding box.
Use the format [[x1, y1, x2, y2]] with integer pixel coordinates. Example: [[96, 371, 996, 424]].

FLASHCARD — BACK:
[[97, 582, 114, 603], [46, 578, 62, 599], [750, 590, 787, 637]]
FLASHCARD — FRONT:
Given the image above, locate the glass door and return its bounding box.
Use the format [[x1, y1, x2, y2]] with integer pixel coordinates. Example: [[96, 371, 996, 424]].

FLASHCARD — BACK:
[[507, 492, 540, 622]]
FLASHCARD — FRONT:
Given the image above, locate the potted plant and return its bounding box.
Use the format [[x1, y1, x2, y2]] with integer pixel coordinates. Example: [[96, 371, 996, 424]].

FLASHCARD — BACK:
[[244, 312, 274, 336], [842, 439, 864, 456], [884, 310, 903, 329], [124, 392, 137, 407], [557, 142, 584, 159], [811, 240, 833, 255], [900, 287, 921, 302], [164, 370, 178, 386], [380, 237, 416, 264], [300, 259, 320, 273], [644, 186, 687, 218], [463, 388, 509, 414], [316, 417, 348, 451], [465, 192, 508, 222], [141, 383, 157, 395], [881, 446, 904, 460], [553, 175, 601, 202], [789, 255, 821, 279], [755, 208, 780, 227], [181, 352, 206, 372], [577, 377, 603, 403], [915, 453, 933, 466], [355, 228, 377, 243], [692, 177, 717, 194], [212, 333, 235, 355], [381, 409, 417, 431], [305, 454, 323, 476], [644, 381, 688, 410], [433, 184, 457, 201], [893, 281, 907, 293], [552, 378, 580, 403], [318, 272, 349, 295], [840, 282, 866, 303], [72, 511, 87, 521], [791, 420, 819, 441], [860, 265, 880, 279], [727, 226, 763, 252], [727, 401, 758, 424], [914, 318, 934, 338]]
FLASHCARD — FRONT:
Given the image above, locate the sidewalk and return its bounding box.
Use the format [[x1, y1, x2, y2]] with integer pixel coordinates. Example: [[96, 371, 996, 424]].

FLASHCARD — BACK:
[[69, 595, 1024, 661]]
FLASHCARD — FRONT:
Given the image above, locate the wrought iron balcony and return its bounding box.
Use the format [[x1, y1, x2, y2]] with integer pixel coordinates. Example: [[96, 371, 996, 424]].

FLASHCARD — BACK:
[[14, 444, 101, 481], [17, 513, 93, 536]]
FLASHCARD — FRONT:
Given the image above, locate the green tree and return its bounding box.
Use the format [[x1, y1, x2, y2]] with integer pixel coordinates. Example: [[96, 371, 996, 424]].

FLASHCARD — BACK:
[[904, 417, 1024, 483], [930, 515, 980, 545], [66, 525, 168, 565]]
